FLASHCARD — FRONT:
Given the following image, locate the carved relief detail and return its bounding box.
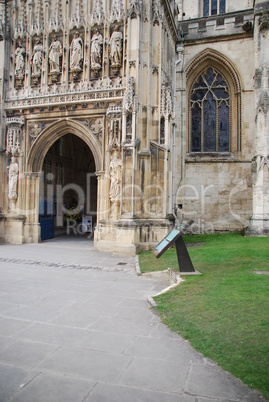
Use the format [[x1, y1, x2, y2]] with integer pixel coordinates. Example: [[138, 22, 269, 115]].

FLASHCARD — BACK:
[[91, 0, 105, 26], [123, 76, 135, 112], [110, 0, 124, 23], [152, 0, 164, 26], [69, 0, 85, 30], [127, 0, 142, 20], [82, 117, 104, 145], [160, 82, 174, 119], [6, 117, 25, 157], [28, 122, 46, 143]]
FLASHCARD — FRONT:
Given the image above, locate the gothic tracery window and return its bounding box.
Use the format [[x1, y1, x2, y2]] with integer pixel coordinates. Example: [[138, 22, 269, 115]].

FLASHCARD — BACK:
[[190, 67, 230, 152]]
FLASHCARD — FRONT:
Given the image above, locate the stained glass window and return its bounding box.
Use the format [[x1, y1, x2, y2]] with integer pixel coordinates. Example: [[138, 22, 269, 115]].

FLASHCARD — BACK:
[[190, 68, 230, 152]]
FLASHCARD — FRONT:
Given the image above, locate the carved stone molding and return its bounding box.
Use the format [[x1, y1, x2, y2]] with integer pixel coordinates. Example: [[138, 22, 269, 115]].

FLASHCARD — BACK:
[[6, 116, 25, 157], [6, 82, 125, 111], [0, 0, 6, 41], [160, 82, 174, 119], [69, 0, 85, 30], [49, 0, 64, 33], [107, 109, 122, 151], [110, 0, 124, 23], [91, 0, 105, 26], [123, 146, 133, 157], [127, 0, 142, 19], [152, 0, 164, 26], [129, 60, 136, 68], [123, 76, 135, 112]]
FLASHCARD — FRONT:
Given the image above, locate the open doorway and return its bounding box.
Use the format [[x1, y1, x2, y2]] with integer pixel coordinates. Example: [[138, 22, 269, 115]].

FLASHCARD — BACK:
[[39, 134, 97, 240]]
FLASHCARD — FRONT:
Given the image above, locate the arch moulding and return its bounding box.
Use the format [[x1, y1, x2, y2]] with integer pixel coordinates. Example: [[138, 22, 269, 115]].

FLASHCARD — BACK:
[[27, 119, 103, 172], [185, 48, 242, 93]]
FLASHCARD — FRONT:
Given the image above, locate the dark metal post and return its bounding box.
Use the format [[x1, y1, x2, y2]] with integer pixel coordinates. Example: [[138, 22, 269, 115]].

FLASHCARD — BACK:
[[175, 235, 195, 273]]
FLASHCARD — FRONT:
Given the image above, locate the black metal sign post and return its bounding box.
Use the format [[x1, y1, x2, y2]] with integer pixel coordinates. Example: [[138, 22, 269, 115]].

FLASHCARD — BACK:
[[153, 220, 195, 273], [175, 234, 195, 273]]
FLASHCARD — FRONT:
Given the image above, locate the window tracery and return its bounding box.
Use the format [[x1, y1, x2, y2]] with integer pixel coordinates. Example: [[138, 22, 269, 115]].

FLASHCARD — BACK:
[[190, 67, 230, 152]]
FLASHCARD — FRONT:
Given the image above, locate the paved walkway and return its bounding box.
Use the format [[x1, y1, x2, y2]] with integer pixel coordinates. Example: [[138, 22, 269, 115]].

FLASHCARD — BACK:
[[0, 235, 265, 402]]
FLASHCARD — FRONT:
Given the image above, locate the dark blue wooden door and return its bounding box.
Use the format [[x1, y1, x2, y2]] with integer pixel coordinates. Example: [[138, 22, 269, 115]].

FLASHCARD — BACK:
[[39, 197, 55, 240]]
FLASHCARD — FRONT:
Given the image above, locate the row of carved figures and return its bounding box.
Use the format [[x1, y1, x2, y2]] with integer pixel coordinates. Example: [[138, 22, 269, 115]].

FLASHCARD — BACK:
[[14, 27, 123, 86]]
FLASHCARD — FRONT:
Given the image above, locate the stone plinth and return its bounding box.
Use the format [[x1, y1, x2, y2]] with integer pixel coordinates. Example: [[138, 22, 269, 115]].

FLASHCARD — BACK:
[[1, 214, 26, 244], [246, 214, 269, 236]]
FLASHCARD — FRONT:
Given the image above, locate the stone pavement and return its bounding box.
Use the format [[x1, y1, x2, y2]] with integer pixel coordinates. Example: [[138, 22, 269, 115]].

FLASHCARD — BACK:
[[0, 235, 265, 402]]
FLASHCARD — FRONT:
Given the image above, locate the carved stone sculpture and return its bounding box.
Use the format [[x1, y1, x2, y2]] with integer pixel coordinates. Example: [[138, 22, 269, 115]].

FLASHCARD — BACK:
[[70, 31, 83, 80], [91, 29, 103, 74], [109, 150, 122, 202], [49, 35, 63, 80], [31, 38, 43, 84], [109, 25, 122, 72], [8, 157, 19, 201], [14, 41, 25, 87]]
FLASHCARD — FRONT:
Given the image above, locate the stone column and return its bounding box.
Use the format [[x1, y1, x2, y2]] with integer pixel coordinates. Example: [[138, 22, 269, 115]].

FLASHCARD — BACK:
[[247, 1, 269, 236]]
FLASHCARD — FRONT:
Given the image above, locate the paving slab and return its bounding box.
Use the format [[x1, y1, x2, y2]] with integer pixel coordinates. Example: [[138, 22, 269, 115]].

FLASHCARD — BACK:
[[0, 236, 266, 402], [0, 339, 59, 368], [84, 383, 195, 402], [38, 346, 132, 382], [10, 372, 96, 402]]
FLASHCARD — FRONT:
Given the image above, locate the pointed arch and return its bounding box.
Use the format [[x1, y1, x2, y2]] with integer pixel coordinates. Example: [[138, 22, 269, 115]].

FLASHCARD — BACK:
[[27, 118, 102, 172], [186, 48, 242, 152]]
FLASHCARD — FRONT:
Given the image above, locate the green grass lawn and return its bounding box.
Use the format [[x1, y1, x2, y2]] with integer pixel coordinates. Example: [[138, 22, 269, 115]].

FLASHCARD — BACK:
[[139, 234, 269, 400]]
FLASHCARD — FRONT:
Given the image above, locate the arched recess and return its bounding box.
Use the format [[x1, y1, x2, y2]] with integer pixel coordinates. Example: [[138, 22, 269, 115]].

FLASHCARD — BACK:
[[185, 48, 242, 152], [27, 118, 102, 173]]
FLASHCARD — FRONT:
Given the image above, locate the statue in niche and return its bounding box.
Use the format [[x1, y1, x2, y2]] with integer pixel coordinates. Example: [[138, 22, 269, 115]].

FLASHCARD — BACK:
[[31, 38, 43, 84], [49, 35, 63, 75], [8, 156, 19, 201], [91, 29, 103, 72], [14, 41, 25, 87], [70, 31, 83, 80], [109, 25, 123, 69], [126, 114, 132, 143], [109, 150, 122, 203]]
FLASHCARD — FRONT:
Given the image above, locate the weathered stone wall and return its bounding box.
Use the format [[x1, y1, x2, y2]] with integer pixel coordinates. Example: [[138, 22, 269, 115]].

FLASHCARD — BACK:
[[174, 5, 255, 233], [180, 0, 253, 20], [179, 162, 252, 233]]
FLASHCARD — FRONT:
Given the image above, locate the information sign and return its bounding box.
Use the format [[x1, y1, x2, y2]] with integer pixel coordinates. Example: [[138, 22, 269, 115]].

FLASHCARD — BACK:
[[153, 220, 195, 273]]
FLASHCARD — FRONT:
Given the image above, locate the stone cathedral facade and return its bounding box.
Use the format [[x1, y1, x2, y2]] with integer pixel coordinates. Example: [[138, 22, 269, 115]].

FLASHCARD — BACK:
[[0, 0, 268, 254]]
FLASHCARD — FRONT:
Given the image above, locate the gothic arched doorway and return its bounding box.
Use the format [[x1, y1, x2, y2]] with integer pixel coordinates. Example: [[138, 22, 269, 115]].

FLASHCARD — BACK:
[[25, 119, 102, 244], [39, 134, 97, 240]]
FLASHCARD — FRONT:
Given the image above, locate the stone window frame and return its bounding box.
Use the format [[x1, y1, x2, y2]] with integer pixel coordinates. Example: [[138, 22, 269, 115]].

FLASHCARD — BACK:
[[186, 48, 242, 157], [202, 0, 226, 17], [189, 66, 230, 153]]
